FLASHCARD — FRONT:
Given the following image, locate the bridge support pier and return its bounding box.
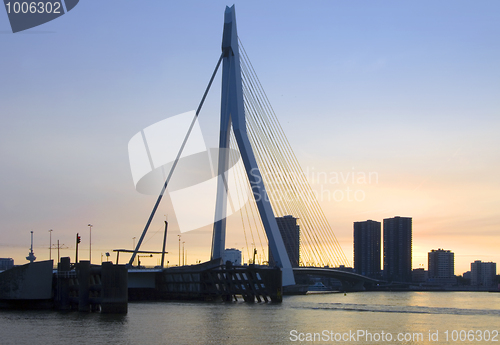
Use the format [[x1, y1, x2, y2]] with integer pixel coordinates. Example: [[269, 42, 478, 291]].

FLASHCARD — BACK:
[[101, 262, 128, 314], [55, 257, 71, 310], [77, 261, 90, 312], [54, 258, 128, 313]]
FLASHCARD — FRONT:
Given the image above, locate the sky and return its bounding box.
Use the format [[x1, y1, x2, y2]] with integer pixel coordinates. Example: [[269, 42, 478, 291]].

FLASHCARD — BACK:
[[1, 1, 499, 275]]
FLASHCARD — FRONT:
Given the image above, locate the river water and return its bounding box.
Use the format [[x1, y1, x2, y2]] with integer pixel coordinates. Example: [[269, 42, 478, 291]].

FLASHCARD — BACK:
[[1, 292, 499, 345]]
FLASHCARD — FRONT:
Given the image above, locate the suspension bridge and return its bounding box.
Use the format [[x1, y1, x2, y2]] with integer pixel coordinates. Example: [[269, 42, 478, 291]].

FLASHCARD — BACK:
[[0, 6, 381, 312], [125, 5, 379, 298]]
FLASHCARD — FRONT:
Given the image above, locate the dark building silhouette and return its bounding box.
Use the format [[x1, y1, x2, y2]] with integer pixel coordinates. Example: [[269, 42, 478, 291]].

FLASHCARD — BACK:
[[353, 220, 381, 278], [471, 260, 497, 287], [428, 249, 455, 284], [383, 216, 412, 282], [269, 215, 300, 267], [428, 249, 454, 278]]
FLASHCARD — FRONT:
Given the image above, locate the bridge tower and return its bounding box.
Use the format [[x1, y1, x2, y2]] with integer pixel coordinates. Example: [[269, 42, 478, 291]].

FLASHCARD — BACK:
[[211, 6, 295, 286]]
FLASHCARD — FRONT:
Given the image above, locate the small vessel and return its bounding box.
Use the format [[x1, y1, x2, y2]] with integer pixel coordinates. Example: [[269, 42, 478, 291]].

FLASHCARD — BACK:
[[308, 282, 330, 292]]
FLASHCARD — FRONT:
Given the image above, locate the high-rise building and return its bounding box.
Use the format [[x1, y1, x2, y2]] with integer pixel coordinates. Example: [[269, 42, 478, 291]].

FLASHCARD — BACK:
[[353, 220, 381, 278], [269, 215, 300, 268], [383, 216, 412, 282], [428, 249, 455, 285], [223, 248, 242, 266], [471, 260, 497, 287]]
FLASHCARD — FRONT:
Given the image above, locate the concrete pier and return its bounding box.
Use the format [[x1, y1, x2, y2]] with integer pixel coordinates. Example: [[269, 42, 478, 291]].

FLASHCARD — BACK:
[[54, 258, 128, 313], [55, 257, 71, 310], [77, 261, 90, 312], [2, 257, 280, 313], [101, 262, 128, 313], [138, 260, 284, 302]]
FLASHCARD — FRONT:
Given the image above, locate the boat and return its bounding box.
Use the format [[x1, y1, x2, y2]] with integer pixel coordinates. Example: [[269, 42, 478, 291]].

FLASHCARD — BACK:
[[308, 282, 330, 292]]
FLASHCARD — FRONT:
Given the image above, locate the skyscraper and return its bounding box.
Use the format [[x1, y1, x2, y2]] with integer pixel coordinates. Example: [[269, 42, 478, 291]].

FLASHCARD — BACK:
[[471, 260, 497, 287], [428, 249, 455, 285], [269, 215, 300, 268], [353, 220, 381, 278], [383, 216, 412, 282]]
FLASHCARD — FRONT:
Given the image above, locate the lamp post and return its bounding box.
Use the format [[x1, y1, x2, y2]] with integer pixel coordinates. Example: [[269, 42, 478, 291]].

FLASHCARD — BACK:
[[132, 237, 136, 266], [182, 241, 185, 266], [88, 224, 93, 264], [178, 234, 181, 266], [48, 229, 53, 261]]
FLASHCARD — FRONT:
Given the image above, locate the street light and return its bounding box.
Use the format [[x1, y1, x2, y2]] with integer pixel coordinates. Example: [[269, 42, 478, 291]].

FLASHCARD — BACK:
[[88, 224, 93, 264], [132, 237, 136, 249], [177, 234, 181, 266], [132, 237, 136, 266], [48, 229, 53, 261]]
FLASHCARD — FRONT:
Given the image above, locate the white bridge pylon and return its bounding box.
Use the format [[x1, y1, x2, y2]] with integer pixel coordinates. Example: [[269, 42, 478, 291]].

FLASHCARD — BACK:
[[211, 6, 295, 286]]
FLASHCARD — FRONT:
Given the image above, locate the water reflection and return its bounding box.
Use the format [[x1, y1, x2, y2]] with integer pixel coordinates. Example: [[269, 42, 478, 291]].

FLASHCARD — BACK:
[[1, 292, 499, 345]]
